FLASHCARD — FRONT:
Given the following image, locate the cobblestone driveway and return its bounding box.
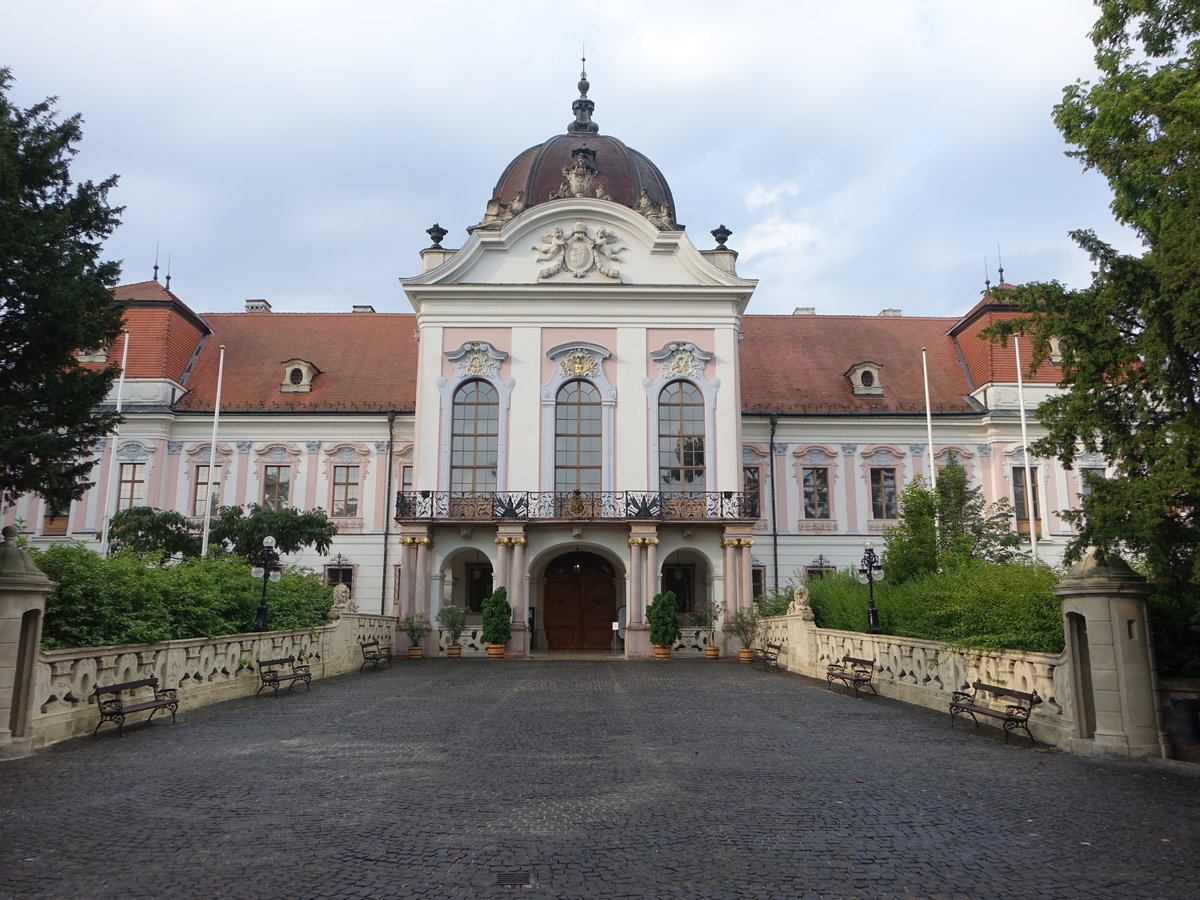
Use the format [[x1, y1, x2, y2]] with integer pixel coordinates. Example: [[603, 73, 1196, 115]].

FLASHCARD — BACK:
[[2, 660, 1197, 899]]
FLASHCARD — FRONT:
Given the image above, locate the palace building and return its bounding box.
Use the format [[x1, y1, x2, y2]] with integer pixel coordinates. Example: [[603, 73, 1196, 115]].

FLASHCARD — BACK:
[[4, 75, 1086, 657]]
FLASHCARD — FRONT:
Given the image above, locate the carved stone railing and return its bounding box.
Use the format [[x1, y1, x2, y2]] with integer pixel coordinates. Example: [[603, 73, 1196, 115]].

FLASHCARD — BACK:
[[32, 614, 396, 748], [759, 607, 1074, 748], [396, 490, 758, 522]]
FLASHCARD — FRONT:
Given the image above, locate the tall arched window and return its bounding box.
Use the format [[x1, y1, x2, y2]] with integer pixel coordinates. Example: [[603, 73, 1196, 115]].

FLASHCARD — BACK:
[[555, 380, 601, 492], [658, 380, 705, 494], [451, 380, 498, 493]]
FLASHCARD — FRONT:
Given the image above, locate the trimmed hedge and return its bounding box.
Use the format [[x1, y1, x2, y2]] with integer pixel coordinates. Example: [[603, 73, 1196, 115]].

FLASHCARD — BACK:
[[805, 559, 1064, 653], [31, 543, 333, 650]]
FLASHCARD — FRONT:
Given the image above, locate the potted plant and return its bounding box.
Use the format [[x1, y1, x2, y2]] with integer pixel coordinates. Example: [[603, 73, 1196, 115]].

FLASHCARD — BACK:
[[402, 612, 428, 659], [691, 600, 721, 659], [481, 586, 511, 659], [436, 603, 468, 660], [646, 590, 681, 659], [728, 606, 759, 663]]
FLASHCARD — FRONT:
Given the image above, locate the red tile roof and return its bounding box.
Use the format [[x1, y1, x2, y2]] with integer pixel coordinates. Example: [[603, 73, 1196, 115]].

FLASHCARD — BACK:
[[175, 312, 418, 412]]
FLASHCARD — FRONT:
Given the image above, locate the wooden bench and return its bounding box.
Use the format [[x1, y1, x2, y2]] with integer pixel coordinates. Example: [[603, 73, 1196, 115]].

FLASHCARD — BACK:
[[753, 642, 783, 672], [256, 656, 312, 698], [826, 655, 878, 699], [950, 680, 1041, 745], [359, 639, 392, 670], [92, 676, 179, 737]]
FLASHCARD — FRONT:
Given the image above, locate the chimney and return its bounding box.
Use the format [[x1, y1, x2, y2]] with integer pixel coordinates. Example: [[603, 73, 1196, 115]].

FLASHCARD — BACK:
[[352, 305, 376, 313], [792, 307, 816, 316], [878, 308, 902, 317], [245, 299, 272, 313]]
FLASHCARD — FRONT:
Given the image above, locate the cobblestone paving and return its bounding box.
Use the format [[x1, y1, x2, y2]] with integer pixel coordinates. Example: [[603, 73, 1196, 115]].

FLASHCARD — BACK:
[[2, 660, 1198, 899]]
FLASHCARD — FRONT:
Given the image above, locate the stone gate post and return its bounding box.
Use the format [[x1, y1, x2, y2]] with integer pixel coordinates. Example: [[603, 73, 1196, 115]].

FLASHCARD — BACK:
[[1053, 550, 1168, 760], [0, 526, 55, 760]]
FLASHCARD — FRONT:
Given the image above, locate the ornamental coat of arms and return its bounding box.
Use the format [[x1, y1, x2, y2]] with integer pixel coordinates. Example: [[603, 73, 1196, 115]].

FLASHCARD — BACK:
[[533, 221, 625, 280]]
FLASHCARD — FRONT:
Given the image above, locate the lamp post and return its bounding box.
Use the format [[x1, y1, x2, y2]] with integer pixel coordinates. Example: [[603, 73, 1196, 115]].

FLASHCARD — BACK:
[[251, 536, 281, 632], [857, 542, 884, 635]]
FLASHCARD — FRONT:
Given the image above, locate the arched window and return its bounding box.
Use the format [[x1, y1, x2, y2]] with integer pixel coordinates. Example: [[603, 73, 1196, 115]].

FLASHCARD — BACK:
[[555, 380, 601, 492], [658, 380, 705, 494], [451, 380, 498, 493]]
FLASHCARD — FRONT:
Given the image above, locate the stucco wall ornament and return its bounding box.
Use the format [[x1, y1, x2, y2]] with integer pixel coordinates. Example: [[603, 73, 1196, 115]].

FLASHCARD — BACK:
[[550, 148, 600, 200], [533, 221, 625, 280], [445, 341, 507, 380], [559, 348, 599, 379], [653, 342, 709, 381]]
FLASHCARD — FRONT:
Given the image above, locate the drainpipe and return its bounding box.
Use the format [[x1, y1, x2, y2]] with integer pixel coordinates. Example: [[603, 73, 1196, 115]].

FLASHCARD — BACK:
[[381, 410, 396, 616], [768, 413, 779, 597]]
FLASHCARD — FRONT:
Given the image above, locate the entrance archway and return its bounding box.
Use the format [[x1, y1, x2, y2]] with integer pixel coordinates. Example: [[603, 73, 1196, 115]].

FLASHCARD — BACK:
[[543, 551, 615, 649]]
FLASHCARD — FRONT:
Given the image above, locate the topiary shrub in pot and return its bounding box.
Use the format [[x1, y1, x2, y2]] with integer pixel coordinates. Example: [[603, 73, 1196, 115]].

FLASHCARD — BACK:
[[646, 590, 681, 659], [481, 586, 511, 659], [402, 612, 428, 659], [728, 606, 759, 662]]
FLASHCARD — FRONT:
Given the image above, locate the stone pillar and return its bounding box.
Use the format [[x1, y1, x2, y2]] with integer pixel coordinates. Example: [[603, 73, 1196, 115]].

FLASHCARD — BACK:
[[1053, 550, 1168, 760], [644, 533, 658, 610], [0, 525, 55, 759]]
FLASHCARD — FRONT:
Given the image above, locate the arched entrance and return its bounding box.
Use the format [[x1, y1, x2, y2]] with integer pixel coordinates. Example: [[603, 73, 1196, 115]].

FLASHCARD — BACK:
[[543, 551, 615, 649]]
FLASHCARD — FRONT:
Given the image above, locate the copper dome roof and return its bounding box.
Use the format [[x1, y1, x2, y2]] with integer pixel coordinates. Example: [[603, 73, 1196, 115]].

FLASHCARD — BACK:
[[470, 68, 679, 232]]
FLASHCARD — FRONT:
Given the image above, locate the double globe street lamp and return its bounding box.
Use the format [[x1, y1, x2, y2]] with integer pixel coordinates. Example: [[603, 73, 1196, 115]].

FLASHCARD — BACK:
[[857, 541, 884, 634], [251, 535, 282, 632]]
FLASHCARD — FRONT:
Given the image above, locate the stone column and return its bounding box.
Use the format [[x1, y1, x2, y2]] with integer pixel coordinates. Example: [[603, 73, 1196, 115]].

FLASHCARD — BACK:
[[738, 539, 754, 610], [1053, 550, 1167, 760], [396, 535, 417, 617], [0, 525, 55, 759], [644, 534, 658, 607]]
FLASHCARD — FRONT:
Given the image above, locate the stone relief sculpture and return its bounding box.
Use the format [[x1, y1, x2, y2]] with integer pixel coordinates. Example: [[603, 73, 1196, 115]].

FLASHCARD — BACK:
[[533, 221, 624, 280], [636, 188, 676, 230]]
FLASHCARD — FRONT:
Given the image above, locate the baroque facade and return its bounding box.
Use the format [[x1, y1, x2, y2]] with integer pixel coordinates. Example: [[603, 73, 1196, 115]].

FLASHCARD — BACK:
[[3, 77, 1090, 657]]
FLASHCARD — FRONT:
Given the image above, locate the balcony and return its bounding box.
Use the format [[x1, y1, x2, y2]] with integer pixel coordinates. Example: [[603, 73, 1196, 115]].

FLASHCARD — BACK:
[[395, 490, 759, 523]]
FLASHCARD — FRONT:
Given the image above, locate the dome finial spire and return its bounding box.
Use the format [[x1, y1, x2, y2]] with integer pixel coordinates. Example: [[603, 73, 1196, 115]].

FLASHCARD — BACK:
[[569, 51, 599, 134]]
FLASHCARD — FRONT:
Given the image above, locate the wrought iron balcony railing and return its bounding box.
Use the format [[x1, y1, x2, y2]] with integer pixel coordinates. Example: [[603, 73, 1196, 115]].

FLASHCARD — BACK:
[[395, 490, 759, 522]]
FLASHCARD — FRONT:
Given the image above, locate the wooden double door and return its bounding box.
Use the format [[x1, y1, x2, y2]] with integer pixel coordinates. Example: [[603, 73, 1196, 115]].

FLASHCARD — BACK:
[[543, 572, 615, 650]]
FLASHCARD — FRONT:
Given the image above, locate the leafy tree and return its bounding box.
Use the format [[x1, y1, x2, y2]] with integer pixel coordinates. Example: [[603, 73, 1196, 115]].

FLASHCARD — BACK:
[[882, 456, 1022, 584], [107, 506, 200, 559], [208, 503, 337, 561], [0, 69, 126, 512], [985, 1, 1200, 673]]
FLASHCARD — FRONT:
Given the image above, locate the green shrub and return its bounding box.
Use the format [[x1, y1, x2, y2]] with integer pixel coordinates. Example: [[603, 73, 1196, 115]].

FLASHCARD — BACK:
[[32, 543, 333, 649], [646, 590, 681, 648], [481, 586, 511, 645], [806, 559, 1063, 653]]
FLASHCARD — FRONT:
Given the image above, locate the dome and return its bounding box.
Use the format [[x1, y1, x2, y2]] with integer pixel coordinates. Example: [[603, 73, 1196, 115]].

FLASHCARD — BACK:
[[469, 67, 679, 233]]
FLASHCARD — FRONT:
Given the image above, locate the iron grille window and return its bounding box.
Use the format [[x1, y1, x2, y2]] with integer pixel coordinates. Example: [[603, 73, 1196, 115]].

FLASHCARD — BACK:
[[263, 465, 290, 510], [555, 380, 601, 492], [870, 467, 897, 519], [332, 465, 360, 517], [451, 380, 499, 493], [658, 380, 705, 493]]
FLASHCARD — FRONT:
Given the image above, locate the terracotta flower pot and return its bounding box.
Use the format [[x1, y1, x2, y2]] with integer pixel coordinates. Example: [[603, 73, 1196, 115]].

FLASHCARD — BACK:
[[738, 647, 754, 663], [653, 645, 672, 660], [704, 645, 720, 659], [487, 643, 506, 659], [447, 644, 463, 660], [408, 646, 424, 659]]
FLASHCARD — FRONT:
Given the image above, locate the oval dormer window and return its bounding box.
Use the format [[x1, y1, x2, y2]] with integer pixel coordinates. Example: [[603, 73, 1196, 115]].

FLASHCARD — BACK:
[[290, 368, 304, 385], [860, 370, 874, 388]]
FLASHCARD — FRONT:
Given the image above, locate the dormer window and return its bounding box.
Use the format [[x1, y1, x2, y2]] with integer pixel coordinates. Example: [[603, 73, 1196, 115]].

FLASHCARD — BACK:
[[846, 362, 883, 397], [280, 358, 320, 393]]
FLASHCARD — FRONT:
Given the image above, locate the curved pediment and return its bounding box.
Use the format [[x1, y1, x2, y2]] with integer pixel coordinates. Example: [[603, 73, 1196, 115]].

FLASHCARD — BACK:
[[402, 198, 756, 291]]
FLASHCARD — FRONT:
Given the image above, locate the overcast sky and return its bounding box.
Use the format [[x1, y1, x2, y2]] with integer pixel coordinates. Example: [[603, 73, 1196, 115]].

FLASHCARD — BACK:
[[7, 0, 1141, 319]]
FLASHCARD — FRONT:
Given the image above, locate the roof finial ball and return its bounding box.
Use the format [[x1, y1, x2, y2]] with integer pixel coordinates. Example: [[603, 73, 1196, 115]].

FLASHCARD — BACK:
[[711, 225, 732, 248], [426, 223, 448, 248]]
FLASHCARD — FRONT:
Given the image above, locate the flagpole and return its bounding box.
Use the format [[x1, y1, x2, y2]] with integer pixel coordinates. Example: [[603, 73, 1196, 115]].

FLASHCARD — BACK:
[[200, 344, 226, 556], [99, 330, 130, 556], [921, 347, 937, 492], [1014, 336, 1039, 562]]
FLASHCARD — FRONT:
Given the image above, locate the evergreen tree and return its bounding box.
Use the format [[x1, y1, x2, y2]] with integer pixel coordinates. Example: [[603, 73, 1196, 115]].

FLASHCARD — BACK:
[[985, 1, 1200, 672], [0, 69, 125, 512]]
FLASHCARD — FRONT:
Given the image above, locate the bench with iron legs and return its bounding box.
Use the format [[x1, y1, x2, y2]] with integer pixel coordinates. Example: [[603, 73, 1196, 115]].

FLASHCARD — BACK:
[[826, 655, 878, 699], [950, 680, 1041, 745], [753, 642, 783, 672], [359, 639, 392, 670], [92, 676, 179, 737], [256, 656, 312, 698]]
